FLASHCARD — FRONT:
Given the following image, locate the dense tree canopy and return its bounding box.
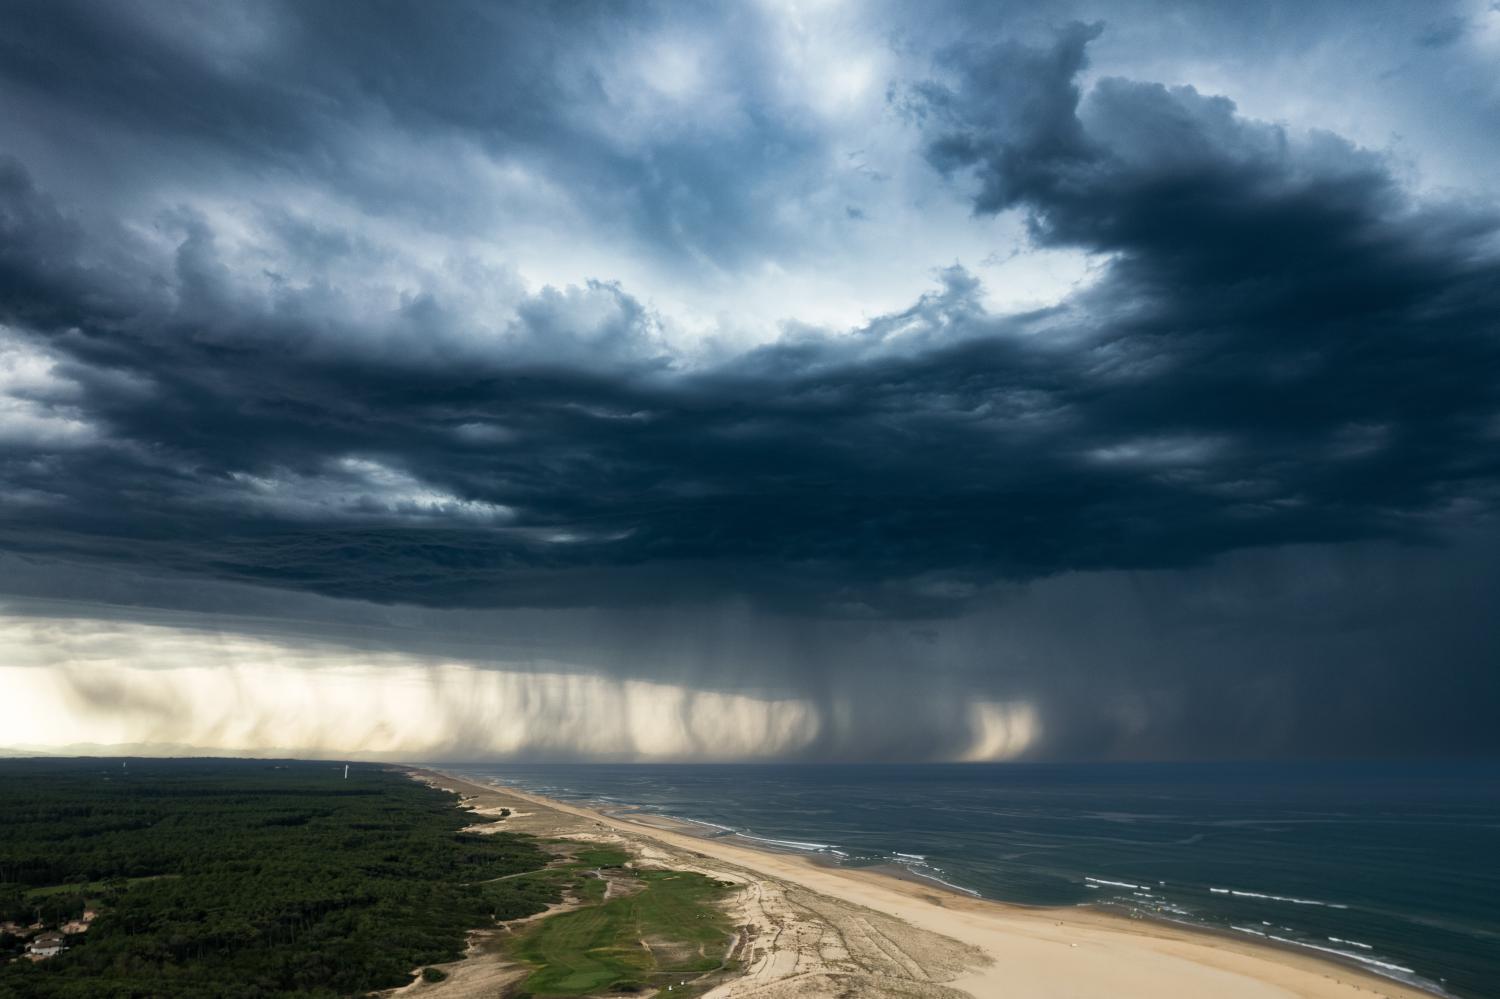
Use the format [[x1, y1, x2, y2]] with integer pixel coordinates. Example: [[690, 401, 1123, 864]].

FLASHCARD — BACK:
[[0, 758, 550, 998]]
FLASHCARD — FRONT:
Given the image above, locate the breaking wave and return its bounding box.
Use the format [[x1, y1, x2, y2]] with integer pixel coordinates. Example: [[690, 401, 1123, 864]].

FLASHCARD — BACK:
[[1210, 886, 1348, 908]]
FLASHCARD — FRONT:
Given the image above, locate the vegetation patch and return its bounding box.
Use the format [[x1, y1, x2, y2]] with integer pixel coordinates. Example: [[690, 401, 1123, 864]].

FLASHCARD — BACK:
[[0, 758, 550, 998], [571, 847, 630, 869], [509, 868, 736, 997]]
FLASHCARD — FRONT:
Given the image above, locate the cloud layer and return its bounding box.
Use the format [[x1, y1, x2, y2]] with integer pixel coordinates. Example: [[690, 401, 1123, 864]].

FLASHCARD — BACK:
[[3, 18, 1498, 618], [2, 3, 1499, 758]]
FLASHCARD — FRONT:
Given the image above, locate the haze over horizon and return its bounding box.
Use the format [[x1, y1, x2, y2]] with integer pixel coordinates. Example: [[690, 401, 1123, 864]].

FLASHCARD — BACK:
[[3, 0, 1499, 763]]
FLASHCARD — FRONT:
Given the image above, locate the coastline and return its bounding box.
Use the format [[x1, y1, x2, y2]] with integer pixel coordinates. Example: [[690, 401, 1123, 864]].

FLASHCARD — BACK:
[[413, 766, 1443, 999]]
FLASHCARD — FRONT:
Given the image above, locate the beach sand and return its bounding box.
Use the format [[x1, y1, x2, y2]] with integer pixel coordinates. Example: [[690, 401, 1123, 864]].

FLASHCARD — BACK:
[[405, 768, 1437, 999]]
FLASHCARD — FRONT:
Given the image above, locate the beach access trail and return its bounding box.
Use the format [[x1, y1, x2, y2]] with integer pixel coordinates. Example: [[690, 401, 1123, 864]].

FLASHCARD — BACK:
[[408, 768, 1434, 999]]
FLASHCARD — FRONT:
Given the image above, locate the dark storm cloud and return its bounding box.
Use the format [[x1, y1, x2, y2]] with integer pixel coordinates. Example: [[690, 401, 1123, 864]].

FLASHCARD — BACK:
[[6, 534, 1498, 762], [2, 19, 1500, 621], [0, 0, 828, 270]]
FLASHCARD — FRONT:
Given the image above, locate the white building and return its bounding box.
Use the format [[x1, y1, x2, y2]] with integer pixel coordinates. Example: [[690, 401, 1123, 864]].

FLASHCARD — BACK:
[[26, 933, 65, 959]]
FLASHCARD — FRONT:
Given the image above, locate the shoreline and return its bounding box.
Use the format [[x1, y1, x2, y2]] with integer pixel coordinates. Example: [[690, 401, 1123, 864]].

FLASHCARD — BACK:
[[418, 766, 1444, 999]]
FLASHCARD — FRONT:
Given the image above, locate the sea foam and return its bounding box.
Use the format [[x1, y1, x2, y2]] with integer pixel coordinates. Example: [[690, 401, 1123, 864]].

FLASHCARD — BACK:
[[1210, 886, 1348, 908]]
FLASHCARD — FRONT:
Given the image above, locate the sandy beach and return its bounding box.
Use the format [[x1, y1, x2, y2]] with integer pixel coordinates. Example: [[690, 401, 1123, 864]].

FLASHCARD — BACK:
[[408, 768, 1438, 999]]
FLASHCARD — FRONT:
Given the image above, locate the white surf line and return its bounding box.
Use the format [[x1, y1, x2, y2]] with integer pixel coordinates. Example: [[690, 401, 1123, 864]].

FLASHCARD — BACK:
[[1265, 935, 1415, 976], [733, 831, 837, 852], [1233, 927, 1417, 978], [1209, 886, 1348, 908], [1085, 876, 1145, 889], [663, 813, 738, 835], [900, 864, 982, 897]]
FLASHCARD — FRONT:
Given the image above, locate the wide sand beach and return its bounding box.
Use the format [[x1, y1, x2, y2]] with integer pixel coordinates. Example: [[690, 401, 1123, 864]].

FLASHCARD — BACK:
[[407, 767, 1438, 999]]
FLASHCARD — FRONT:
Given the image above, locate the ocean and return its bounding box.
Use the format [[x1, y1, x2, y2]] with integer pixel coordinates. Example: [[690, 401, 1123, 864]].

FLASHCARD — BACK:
[[448, 761, 1500, 998]]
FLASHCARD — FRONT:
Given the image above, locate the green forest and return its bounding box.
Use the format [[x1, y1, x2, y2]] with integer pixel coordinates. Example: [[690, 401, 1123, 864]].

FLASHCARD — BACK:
[[0, 758, 554, 998]]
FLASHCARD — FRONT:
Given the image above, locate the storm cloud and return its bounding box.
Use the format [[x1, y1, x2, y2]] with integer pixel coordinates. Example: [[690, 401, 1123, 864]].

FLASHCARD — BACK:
[[1, 1, 1498, 759]]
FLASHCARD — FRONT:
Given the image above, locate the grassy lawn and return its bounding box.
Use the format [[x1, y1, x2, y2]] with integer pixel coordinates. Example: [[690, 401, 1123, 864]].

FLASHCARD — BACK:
[[571, 847, 631, 869], [509, 868, 735, 996]]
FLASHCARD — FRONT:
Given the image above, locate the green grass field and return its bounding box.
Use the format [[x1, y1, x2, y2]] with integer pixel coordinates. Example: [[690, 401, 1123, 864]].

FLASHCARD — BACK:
[[509, 868, 735, 996], [571, 846, 631, 869]]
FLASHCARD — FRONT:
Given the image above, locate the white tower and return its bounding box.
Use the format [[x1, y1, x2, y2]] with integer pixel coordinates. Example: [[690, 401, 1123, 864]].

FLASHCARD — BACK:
[[344, 764, 349, 779]]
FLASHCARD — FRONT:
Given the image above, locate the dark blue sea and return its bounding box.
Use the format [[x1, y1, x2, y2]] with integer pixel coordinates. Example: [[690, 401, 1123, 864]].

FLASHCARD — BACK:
[[448, 762, 1499, 997]]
